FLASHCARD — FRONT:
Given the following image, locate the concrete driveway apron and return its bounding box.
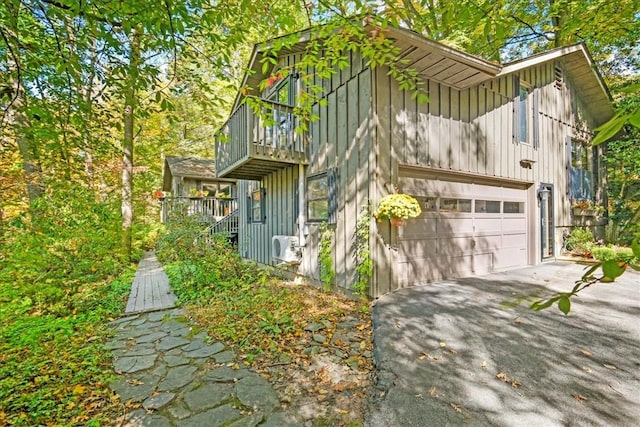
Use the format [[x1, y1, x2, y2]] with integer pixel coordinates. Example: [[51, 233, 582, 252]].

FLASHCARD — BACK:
[[366, 262, 640, 426]]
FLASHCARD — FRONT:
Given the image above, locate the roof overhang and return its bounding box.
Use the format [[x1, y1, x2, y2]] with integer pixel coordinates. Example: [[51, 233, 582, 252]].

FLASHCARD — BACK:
[[499, 43, 614, 126]]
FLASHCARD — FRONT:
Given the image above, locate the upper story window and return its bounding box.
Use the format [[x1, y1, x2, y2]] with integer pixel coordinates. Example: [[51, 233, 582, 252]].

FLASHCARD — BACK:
[[515, 77, 532, 144], [267, 72, 294, 106], [569, 139, 595, 200]]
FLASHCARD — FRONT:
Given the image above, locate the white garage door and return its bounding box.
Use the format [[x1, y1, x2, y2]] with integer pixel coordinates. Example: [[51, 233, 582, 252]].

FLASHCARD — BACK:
[[393, 176, 529, 285]]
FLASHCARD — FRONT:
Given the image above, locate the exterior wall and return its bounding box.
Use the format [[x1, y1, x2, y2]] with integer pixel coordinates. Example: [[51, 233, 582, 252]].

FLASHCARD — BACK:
[[235, 51, 374, 293], [370, 61, 605, 296]]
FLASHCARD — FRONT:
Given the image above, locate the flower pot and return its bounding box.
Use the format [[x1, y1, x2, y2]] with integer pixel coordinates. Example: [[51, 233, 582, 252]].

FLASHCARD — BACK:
[[390, 217, 404, 227]]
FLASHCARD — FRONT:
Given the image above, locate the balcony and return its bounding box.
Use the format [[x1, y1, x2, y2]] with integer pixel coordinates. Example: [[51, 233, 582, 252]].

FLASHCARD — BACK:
[[215, 99, 309, 180]]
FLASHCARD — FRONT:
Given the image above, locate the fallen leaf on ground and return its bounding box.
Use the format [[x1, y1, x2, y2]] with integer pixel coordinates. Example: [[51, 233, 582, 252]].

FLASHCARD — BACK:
[[450, 403, 463, 413], [573, 394, 588, 401], [481, 360, 487, 368], [429, 386, 437, 397], [603, 364, 617, 370], [580, 350, 592, 357], [439, 342, 446, 348]]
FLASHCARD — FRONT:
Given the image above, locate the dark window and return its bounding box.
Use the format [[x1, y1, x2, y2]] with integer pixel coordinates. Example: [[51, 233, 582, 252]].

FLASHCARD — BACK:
[[307, 169, 337, 223], [250, 188, 265, 223], [440, 198, 472, 213], [504, 201, 525, 214], [475, 200, 501, 213], [514, 77, 534, 145], [569, 139, 594, 200]]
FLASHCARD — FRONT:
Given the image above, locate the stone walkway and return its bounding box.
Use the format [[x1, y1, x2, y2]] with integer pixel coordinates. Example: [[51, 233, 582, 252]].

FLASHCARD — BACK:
[[107, 254, 300, 426]]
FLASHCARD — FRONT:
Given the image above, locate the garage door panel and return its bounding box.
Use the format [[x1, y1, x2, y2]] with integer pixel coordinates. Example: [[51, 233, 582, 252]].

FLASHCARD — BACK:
[[397, 173, 530, 286], [494, 248, 527, 269], [393, 253, 494, 287], [437, 217, 474, 234], [502, 217, 527, 233], [399, 218, 437, 238], [473, 235, 502, 250]]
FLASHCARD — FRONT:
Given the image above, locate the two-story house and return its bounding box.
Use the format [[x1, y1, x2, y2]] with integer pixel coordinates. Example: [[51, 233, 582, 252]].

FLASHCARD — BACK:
[[215, 25, 613, 297]]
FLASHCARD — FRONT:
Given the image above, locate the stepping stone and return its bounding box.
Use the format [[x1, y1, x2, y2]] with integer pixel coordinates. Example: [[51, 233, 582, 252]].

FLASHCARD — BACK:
[[229, 413, 265, 427], [135, 331, 167, 344], [204, 366, 252, 383], [114, 355, 157, 374], [170, 326, 192, 337], [114, 345, 155, 358], [169, 405, 191, 420], [130, 318, 148, 326], [109, 374, 160, 402], [185, 342, 225, 358], [260, 412, 302, 427], [157, 365, 197, 391], [235, 375, 279, 412], [121, 409, 171, 427], [184, 383, 233, 411], [160, 320, 187, 332], [142, 392, 175, 410], [147, 311, 169, 322], [182, 339, 206, 351], [213, 351, 236, 364], [164, 355, 190, 367], [110, 315, 140, 326], [181, 404, 241, 427], [304, 322, 325, 332], [156, 336, 190, 351], [121, 328, 156, 339]]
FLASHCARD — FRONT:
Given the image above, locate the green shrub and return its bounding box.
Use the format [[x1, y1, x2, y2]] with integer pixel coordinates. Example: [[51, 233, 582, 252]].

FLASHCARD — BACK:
[[591, 245, 637, 263], [566, 227, 594, 255]]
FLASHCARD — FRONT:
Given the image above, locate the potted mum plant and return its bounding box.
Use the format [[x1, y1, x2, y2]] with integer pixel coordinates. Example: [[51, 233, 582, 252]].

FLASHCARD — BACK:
[[373, 193, 422, 226]]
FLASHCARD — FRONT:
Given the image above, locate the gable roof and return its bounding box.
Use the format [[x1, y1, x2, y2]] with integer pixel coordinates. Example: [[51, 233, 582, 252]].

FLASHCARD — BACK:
[[235, 24, 613, 126], [499, 43, 614, 126], [162, 156, 218, 191]]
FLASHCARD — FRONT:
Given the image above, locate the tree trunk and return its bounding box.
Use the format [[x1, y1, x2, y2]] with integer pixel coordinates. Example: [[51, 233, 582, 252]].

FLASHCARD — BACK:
[[122, 27, 141, 260], [4, 0, 44, 213]]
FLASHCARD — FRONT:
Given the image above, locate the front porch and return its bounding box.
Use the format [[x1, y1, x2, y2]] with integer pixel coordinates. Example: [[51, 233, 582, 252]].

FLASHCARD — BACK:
[[160, 196, 238, 225]]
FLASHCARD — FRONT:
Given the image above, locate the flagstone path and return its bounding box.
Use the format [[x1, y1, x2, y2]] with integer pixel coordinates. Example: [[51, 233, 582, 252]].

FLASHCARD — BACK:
[[107, 252, 301, 426]]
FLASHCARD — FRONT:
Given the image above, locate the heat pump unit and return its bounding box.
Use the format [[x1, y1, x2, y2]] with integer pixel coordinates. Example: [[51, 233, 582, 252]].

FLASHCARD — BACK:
[[272, 235, 300, 263]]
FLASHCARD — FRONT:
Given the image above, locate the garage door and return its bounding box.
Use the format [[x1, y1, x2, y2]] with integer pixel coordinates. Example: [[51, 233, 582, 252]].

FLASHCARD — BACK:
[[393, 175, 529, 285]]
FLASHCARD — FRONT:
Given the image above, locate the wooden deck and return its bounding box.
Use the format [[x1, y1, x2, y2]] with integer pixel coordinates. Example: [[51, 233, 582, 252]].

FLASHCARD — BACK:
[[125, 251, 177, 314]]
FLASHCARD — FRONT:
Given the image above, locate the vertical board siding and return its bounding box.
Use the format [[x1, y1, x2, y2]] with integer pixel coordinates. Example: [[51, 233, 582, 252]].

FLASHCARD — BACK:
[[371, 59, 604, 296], [234, 50, 376, 294]]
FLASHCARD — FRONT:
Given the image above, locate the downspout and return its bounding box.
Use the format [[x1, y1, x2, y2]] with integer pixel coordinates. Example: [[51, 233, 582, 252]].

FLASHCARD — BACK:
[[296, 70, 306, 248], [298, 164, 306, 247]]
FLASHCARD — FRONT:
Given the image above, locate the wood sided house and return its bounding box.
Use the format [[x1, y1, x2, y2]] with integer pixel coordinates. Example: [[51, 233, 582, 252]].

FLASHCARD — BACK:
[[213, 25, 614, 298], [160, 156, 238, 238]]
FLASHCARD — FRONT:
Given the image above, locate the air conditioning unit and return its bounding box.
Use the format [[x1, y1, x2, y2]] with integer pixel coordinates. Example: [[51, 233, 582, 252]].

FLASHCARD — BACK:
[[272, 235, 300, 263]]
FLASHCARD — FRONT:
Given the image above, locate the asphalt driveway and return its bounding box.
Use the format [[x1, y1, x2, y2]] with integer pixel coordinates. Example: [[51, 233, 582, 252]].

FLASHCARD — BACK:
[[366, 262, 640, 426]]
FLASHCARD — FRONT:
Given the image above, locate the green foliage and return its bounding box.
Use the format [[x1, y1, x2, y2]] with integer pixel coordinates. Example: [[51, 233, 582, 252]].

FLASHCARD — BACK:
[[0, 272, 131, 426], [591, 246, 636, 263], [352, 203, 373, 298], [157, 223, 296, 353], [565, 227, 594, 255], [318, 222, 336, 292]]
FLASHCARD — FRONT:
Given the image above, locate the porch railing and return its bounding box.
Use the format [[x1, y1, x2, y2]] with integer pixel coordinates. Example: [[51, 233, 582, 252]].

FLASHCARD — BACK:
[[160, 197, 238, 224], [215, 98, 307, 177]]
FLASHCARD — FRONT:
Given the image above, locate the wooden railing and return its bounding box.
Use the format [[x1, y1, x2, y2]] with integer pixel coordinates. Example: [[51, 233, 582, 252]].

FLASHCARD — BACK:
[[160, 197, 238, 224], [215, 98, 307, 178]]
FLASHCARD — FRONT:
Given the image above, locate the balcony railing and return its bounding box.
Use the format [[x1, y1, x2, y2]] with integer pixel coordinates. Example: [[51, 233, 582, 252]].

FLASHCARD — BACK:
[[215, 99, 309, 180], [160, 197, 238, 224]]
